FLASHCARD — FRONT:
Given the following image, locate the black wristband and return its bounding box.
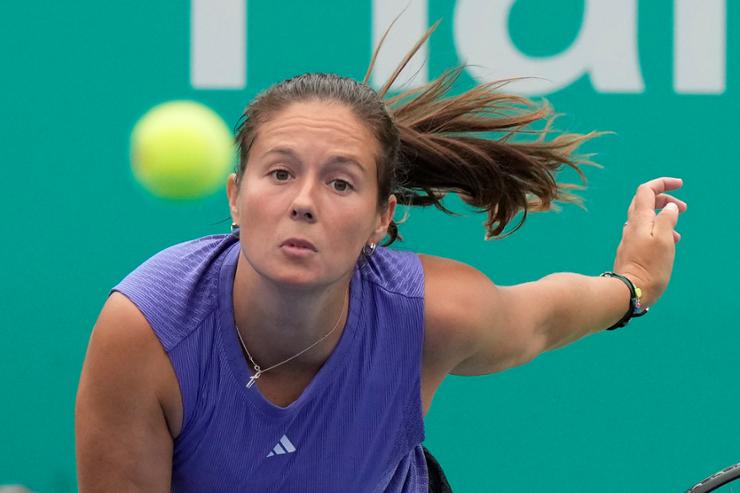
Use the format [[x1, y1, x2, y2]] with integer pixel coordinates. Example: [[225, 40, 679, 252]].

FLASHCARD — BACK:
[[599, 272, 650, 331]]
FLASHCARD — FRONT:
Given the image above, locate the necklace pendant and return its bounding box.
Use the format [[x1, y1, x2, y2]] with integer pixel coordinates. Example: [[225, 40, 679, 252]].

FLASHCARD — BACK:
[[246, 371, 261, 389]]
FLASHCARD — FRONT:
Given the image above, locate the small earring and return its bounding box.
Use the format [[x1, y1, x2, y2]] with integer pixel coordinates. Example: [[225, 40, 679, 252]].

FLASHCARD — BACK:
[[231, 222, 239, 232], [362, 242, 377, 257]]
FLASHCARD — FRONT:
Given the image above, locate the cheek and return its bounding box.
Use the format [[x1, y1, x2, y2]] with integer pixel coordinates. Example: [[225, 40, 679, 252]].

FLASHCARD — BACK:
[[329, 204, 377, 249], [239, 183, 284, 221]]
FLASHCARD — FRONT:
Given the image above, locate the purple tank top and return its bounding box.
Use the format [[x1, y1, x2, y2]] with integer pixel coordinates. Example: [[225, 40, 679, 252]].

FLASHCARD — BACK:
[[110, 231, 428, 492]]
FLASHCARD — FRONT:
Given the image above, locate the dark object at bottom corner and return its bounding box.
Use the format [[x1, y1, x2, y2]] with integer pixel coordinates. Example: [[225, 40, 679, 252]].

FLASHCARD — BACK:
[[423, 446, 453, 493]]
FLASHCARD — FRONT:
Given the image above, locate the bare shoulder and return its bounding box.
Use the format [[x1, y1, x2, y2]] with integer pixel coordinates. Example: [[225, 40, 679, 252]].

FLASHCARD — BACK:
[[418, 254, 499, 375], [75, 292, 181, 492], [80, 292, 182, 433], [87, 292, 170, 366], [418, 254, 541, 377]]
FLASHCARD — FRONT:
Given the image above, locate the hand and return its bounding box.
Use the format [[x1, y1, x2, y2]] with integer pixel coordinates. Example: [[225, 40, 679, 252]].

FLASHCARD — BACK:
[[612, 177, 687, 308]]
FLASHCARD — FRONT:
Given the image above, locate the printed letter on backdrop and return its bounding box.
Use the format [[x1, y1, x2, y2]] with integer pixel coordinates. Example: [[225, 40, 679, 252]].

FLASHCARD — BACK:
[[454, 0, 644, 95], [191, 0, 247, 89]]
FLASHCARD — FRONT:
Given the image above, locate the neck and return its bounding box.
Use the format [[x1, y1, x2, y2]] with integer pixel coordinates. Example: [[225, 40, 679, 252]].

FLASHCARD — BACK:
[[232, 252, 352, 373]]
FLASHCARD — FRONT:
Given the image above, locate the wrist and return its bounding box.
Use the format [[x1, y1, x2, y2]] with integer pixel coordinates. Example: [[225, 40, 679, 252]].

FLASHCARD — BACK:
[[599, 271, 650, 330], [615, 268, 654, 307]]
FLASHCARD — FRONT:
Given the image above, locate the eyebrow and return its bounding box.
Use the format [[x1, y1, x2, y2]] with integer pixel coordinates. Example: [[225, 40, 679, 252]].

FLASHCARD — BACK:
[[263, 147, 368, 174]]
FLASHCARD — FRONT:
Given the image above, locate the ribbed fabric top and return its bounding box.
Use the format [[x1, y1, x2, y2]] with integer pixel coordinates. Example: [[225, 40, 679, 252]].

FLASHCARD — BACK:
[[110, 231, 428, 492]]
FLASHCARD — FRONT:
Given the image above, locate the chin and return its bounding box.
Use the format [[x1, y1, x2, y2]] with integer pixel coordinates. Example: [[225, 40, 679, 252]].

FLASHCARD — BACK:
[[242, 246, 352, 290], [269, 270, 325, 290], [255, 256, 330, 290]]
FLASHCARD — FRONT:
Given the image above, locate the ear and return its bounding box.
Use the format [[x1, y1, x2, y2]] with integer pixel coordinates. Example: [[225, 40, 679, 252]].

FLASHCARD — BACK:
[[370, 194, 397, 244], [226, 173, 241, 225]]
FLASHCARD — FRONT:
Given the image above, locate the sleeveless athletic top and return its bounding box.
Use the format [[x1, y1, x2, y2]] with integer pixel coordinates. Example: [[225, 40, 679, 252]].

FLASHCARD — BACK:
[[110, 231, 428, 492]]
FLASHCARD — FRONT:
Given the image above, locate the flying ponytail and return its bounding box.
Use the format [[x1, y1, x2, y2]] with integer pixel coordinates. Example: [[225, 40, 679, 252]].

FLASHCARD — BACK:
[[367, 21, 604, 241]]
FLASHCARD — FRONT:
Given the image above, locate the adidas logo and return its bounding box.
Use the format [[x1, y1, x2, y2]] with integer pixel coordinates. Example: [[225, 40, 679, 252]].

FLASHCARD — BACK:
[[266, 435, 296, 457]]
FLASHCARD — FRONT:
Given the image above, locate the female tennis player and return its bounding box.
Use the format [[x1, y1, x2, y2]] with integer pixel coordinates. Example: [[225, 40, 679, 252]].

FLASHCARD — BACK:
[[74, 30, 686, 492]]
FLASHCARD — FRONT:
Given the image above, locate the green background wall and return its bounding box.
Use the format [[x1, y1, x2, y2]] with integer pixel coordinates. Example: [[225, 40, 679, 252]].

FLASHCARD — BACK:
[[1, 1, 735, 491]]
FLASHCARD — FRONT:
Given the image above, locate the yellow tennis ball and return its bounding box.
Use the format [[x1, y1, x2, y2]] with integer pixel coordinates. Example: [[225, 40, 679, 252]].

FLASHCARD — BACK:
[[130, 100, 235, 200]]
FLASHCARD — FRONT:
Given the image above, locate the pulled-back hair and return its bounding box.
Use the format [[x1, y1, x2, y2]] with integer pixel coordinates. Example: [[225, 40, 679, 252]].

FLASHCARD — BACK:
[[234, 23, 602, 246]]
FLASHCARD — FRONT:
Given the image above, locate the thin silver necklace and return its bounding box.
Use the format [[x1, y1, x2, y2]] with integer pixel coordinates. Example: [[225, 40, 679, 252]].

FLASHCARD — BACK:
[[235, 289, 348, 389]]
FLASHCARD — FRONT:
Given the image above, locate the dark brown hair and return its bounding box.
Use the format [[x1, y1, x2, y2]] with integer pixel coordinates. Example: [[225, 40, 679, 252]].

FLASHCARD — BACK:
[[234, 23, 602, 245]]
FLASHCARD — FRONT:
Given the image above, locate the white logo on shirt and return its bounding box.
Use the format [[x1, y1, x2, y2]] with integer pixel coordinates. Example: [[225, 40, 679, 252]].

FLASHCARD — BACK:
[[266, 435, 296, 457]]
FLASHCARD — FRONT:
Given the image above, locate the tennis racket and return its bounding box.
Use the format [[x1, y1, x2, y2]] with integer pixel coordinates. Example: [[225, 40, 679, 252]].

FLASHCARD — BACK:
[[686, 463, 740, 492]]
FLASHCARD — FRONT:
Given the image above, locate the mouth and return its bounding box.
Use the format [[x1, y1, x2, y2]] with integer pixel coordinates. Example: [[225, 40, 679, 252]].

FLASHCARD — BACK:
[[280, 238, 317, 252]]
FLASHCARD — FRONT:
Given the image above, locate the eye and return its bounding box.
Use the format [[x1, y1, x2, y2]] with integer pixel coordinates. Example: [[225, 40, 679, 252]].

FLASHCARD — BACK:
[[330, 179, 354, 193], [269, 169, 292, 181]]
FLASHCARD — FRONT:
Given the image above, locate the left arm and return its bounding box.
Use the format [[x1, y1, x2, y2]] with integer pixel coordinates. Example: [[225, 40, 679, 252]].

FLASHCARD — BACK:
[[525, 272, 642, 352], [422, 177, 687, 376]]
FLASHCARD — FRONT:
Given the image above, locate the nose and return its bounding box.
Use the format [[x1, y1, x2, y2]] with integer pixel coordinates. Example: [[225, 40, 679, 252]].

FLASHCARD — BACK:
[[291, 206, 315, 222], [290, 180, 317, 223]]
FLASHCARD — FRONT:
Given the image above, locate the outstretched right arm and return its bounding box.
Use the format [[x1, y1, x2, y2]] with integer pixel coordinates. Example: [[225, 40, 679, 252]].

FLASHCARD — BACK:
[[75, 292, 180, 492]]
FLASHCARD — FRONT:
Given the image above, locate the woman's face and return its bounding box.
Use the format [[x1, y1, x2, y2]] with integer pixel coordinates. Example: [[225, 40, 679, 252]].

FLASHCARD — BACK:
[[227, 100, 396, 289]]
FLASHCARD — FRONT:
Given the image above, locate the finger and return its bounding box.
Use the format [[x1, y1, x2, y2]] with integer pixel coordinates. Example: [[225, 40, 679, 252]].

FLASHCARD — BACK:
[[629, 186, 658, 234], [626, 193, 687, 233], [628, 177, 684, 218], [629, 177, 684, 214], [655, 193, 688, 213], [673, 230, 681, 243], [654, 201, 680, 238]]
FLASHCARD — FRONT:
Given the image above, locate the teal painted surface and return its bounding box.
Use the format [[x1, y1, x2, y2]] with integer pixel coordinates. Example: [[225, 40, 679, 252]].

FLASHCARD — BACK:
[[0, 1, 735, 491]]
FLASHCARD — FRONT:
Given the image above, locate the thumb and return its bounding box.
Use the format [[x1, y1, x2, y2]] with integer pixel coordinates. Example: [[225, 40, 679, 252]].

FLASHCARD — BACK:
[[654, 202, 679, 237]]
